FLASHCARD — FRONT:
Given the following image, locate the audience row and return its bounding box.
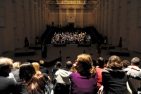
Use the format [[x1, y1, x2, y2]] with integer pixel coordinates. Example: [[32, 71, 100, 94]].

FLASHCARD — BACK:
[[0, 54, 141, 94]]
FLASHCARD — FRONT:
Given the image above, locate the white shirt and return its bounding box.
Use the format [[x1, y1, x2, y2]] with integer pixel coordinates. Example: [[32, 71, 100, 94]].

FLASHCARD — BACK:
[[55, 69, 72, 85], [124, 65, 141, 78]]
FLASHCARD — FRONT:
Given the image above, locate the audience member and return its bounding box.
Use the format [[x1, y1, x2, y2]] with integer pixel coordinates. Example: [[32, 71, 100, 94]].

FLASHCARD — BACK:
[[39, 60, 49, 75], [0, 57, 21, 94], [11, 61, 21, 82], [101, 55, 128, 94], [7, 72, 16, 82], [32, 62, 52, 94], [63, 61, 73, 71], [124, 57, 141, 78], [54, 61, 72, 94], [19, 63, 48, 94], [122, 60, 131, 69], [51, 61, 62, 84], [95, 57, 105, 92], [123, 57, 141, 94], [69, 54, 97, 94], [32, 62, 42, 74]]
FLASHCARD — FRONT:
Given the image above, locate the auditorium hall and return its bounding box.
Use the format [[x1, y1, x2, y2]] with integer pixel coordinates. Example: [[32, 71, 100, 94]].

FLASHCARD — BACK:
[[0, 0, 141, 94]]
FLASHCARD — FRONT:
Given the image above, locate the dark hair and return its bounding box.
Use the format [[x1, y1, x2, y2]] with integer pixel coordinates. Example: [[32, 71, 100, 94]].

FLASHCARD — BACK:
[[122, 60, 130, 68], [55, 61, 62, 68], [97, 57, 105, 68], [52, 61, 62, 74], [0, 57, 13, 77], [19, 63, 36, 82], [66, 61, 73, 69]]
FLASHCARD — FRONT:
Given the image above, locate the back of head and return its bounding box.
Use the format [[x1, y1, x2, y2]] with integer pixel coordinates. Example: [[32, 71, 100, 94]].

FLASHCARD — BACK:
[[55, 61, 62, 68], [32, 62, 40, 73], [19, 63, 36, 82], [131, 57, 140, 66], [97, 57, 105, 68], [75, 54, 94, 76], [0, 57, 13, 77], [13, 61, 21, 69], [27, 74, 46, 93], [107, 55, 122, 70], [65, 61, 73, 69], [122, 60, 130, 68], [39, 60, 44, 65]]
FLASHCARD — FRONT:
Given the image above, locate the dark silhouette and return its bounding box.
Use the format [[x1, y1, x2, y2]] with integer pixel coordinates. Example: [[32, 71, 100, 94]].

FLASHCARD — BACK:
[[35, 36, 39, 45], [24, 37, 29, 47], [119, 37, 122, 50], [104, 36, 108, 45], [96, 41, 101, 57], [41, 44, 47, 58]]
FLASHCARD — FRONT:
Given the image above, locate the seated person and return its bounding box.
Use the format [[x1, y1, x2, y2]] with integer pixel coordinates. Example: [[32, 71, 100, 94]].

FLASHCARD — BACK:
[[54, 61, 72, 94], [124, 57, 141, 79], [52, 61, 62, 82], [19, 63, 49, 94], [69, 54, 98, 94], [0, 57, 21, 94], [11, 61, 21, 82], [102, 55, 128, 94], [39, 60, 49, 75]]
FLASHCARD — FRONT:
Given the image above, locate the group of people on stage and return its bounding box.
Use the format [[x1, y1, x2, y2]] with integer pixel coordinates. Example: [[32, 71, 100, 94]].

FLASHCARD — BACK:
[[51, 31, 91, 44]]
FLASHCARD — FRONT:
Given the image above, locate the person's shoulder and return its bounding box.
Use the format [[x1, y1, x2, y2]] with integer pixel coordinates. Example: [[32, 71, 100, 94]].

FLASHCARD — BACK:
[[96, 67, 105, 71], [69, 72, 76, 77], [1, 77, 17, 86], [42, 73, 48, 77], [55, 68, 62, 75], [56, 68, 71, 74], [40, 66, 48, 72], [102, 69, 110, 74], [102, 70, 109, 73], [70, 72, 79, 76]]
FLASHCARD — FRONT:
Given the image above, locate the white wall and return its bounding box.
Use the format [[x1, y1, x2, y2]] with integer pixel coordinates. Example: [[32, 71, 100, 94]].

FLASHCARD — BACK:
[[94, 0, 141, 53]]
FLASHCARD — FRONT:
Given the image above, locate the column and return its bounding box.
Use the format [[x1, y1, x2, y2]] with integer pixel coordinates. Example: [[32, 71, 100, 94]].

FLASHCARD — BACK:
[[80, 8, 83, 28], [59, 8, 62, 26]]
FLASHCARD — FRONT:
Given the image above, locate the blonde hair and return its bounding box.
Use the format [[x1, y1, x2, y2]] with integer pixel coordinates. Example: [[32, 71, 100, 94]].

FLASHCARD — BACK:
[[39, 60, 44, 65], [32, 62, 41, 74], [13, 61, 21, 69], [0, 57, 13, 66], [75, 54, 95, 76]]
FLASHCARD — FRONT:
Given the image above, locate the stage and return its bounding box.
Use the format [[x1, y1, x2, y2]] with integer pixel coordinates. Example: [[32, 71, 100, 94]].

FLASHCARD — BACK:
[[2, 43, 141, 78], [109, 49, 130, 56], [5, 44, 136, 65]]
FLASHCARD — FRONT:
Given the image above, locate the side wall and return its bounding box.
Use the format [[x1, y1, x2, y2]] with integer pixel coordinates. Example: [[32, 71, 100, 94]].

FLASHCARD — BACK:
[[0, 0, 48, 54], [93, 0, 141, 53]]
